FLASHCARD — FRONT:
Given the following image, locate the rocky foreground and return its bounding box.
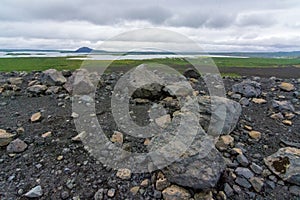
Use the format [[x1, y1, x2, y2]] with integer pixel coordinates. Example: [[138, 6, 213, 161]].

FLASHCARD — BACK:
[[0, 67, 299, 200]]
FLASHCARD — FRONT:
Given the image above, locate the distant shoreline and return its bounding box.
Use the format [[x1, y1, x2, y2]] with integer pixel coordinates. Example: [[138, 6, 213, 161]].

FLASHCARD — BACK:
[[1, 49, 300, 59]]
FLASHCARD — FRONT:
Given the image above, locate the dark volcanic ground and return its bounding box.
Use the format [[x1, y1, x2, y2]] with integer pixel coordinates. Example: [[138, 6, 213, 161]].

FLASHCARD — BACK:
[[220, 66, 300, 79], [0, 68, 299, 200]]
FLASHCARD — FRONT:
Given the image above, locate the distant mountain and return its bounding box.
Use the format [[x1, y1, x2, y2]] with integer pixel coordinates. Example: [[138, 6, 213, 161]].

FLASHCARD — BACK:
[[75, 47, 93, 53]]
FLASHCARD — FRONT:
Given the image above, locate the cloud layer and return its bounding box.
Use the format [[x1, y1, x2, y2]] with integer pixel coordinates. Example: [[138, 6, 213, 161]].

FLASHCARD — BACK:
[[1, 0, 300, 51]]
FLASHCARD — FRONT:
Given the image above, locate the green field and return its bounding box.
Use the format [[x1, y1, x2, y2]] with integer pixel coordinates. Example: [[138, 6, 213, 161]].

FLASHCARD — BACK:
[[214, 57, 300, 67], [0, 56, 300, 72], [0, 57, 82, 72]]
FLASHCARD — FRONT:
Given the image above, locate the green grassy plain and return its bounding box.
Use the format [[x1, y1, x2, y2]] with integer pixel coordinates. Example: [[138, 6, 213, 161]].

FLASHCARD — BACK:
[[0, 57, 82, 72], [0, 56, 300, 72], [213, 57, 300, 67]]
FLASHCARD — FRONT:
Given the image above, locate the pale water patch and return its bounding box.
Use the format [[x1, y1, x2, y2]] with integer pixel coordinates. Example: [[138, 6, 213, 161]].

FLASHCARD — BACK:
[[67, 53, 248, 60], [0, 51, 248, 59]]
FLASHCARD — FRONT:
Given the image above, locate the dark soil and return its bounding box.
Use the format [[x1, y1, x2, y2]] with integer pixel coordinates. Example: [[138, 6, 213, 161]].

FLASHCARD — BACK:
[[220, 66, 300, 78], [0, 69, 299, 200]]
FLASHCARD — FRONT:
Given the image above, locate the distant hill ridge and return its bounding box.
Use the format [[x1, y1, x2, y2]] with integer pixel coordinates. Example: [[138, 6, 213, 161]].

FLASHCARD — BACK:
[[1, 47, 300, 58], [75, 47, 93, 53]]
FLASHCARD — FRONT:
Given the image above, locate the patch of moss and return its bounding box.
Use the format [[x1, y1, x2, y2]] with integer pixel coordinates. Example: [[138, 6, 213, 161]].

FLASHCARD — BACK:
[[272, 156, 290, 173]]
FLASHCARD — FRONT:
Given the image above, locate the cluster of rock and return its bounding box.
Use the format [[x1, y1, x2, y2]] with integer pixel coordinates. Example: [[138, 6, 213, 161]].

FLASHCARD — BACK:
[[229, 78, 298, 126], [121, 68, 299, 199], [222, 76, 300, 196], [0, 68, 99, 99], [0, 66, 299, 199]]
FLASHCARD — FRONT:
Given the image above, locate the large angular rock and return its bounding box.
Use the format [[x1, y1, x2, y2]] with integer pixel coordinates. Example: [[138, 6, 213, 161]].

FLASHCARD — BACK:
[[132, 83, 164, 99], [264, 147, 300, 185], [163, 82, 193, 97], [183, 68, 200, 79], [279, 82, 295, 92], [198, 96, 242, 136], [87, 65, 236, 188], [63, 69, 97, 94], [232, 80, 261, 97], [272, 100, 295, 113], [146, 97, 240, 190], [27, 84, 47, 95], [162, 146, 226, 190], [8, 77, 23, 85], [42, 69, 66, 86], [148, 111, 227, 190], [129, 64, 192, 99], [45, 86, 61, 94]]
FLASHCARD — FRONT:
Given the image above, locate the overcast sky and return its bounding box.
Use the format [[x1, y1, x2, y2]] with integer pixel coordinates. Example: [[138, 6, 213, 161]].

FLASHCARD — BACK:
[[1, 0, 300, 52]]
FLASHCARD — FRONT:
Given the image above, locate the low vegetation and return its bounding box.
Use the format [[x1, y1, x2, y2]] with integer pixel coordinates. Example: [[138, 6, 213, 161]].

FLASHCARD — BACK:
[[0, 56, 300, 73]]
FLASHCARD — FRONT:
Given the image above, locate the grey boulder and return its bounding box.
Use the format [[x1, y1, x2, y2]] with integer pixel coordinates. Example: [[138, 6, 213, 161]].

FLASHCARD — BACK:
[[264, 147, 300, 185], [232, 80, 261, 98], [198, 96, 242, 136], [64, 69, 98, 94], [272, 100, 295, 113], [27, 85, 47, 95], [42, 69, 66, 86], [162, 146, 226, 190], [149, 113, 227, 190], [183, 68, 200, 79]]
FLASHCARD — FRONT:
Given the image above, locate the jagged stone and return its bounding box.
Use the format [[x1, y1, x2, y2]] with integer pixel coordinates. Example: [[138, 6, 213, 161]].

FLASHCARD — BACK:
[[198, 96, 242, 136], [272, 100, 295, 113], [27, 85, 47, 95], [42, 69, 66, 86], [0, 129, 15, 147], [264, 147, 300, 185], [24, 185, 43, 198], [232, 80, 261, 98]]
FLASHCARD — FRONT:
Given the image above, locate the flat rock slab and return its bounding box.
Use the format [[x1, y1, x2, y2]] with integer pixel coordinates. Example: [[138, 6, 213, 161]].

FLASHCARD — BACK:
[[27, 85, 47, 95], [264, 147, 300, 185], [279, 82, 295, 91]]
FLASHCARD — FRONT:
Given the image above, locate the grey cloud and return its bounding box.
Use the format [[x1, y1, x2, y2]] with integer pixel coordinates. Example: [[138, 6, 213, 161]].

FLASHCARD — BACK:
[[211, 35, 300, 49], [0, 0, 171, 25], [204, 14, 236, 28], [0, 0, 290, 28], [165, 12, 236, 28], [165, 13, 208, 28], [124, 6, 172, 24], [0, 0, 300, 51], [236, 13, 276, 27]]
